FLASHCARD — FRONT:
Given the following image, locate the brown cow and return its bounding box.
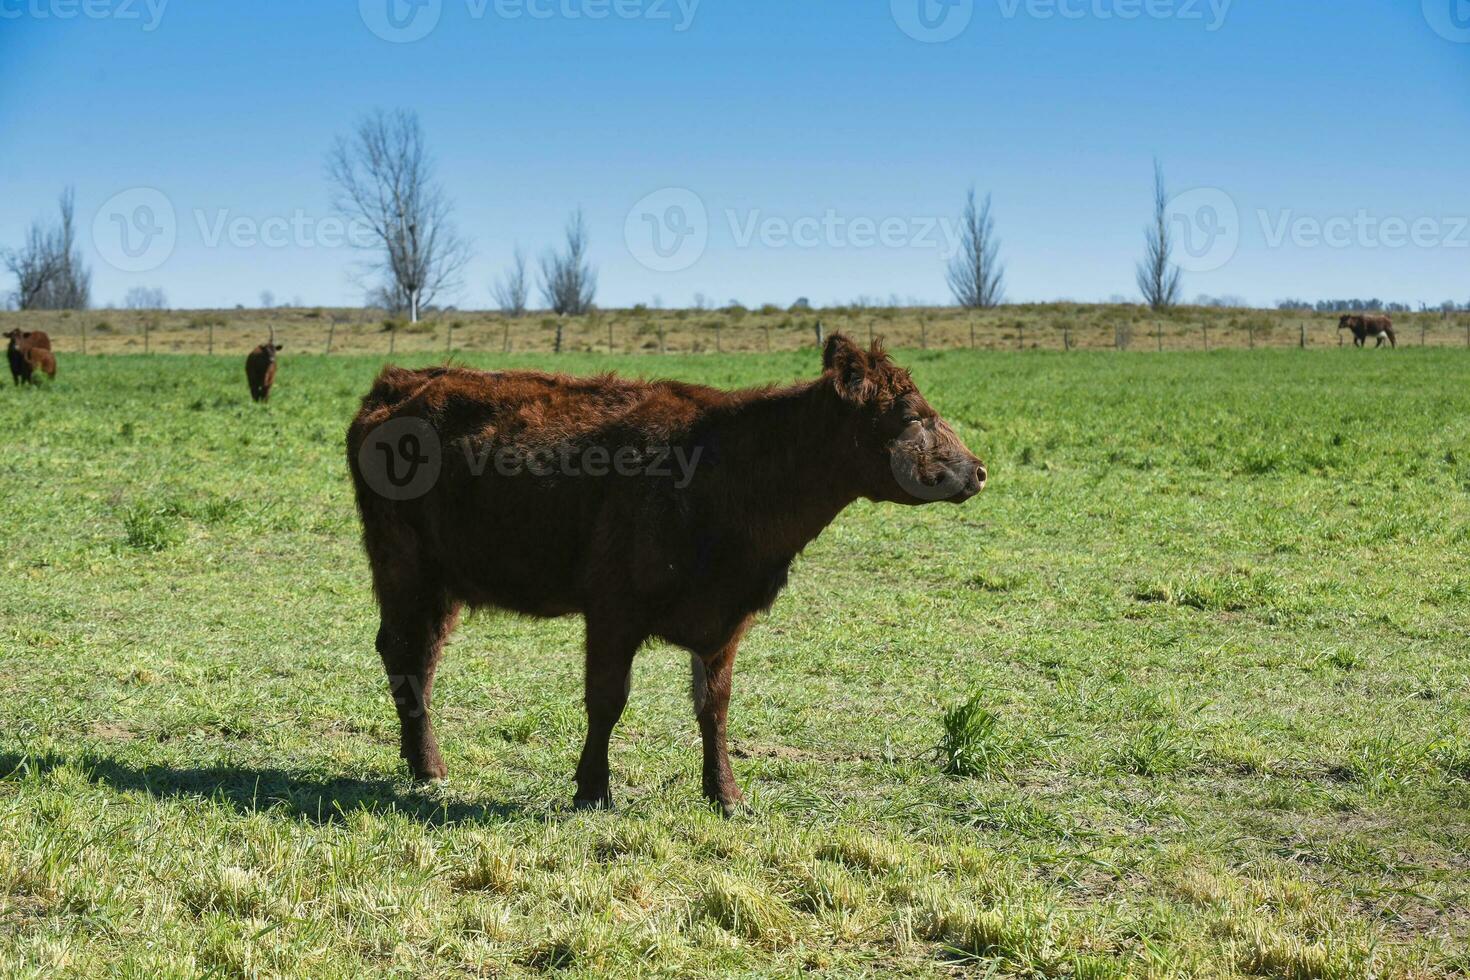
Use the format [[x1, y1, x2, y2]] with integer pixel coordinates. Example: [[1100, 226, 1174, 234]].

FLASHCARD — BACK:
[[24, 347, 56, 382], [5, 329, 53, 385], [245, 329, 282, 402], [346, 334, 986, 812], [1339, 314, 1396, 348]]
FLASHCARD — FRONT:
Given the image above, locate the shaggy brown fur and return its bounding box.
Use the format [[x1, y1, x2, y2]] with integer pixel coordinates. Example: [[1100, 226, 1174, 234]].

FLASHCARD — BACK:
[[24, 347, 56, 382], [346, 334, 986, 812], [1339, 314, 1396, 348], [245, 330, 281, 401], [5, 329, 52, 385]]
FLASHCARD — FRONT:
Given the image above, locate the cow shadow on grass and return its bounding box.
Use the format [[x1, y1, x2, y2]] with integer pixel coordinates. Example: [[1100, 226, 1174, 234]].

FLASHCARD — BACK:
[[0, 751, 540, 827]]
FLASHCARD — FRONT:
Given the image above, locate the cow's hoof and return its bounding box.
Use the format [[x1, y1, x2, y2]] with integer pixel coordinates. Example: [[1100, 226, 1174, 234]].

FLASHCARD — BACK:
[[408, 760, 448, 782]]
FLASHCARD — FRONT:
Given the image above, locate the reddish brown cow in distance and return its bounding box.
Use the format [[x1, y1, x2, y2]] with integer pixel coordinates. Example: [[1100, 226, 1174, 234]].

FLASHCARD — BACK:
[[347, 335, 986, 812], [5, 329, 52, 385], [245, 330, 282, 401], [1339, 314, 1396, 348]]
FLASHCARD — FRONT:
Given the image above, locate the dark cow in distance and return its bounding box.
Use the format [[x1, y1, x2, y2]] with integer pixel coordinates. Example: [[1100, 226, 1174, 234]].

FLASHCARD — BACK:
[[245, 329, 282, 401], [5, 329, 52, 385], [1339, 314, 1396, 348], [347, 335, 986, 812]]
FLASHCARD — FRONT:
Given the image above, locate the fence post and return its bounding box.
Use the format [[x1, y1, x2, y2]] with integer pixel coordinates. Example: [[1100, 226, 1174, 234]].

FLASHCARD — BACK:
[[920, 318, 927, 350], [1202, 322, 1208, 351], [658, 323, 665, 354], [208, 320, 214, 355], [1017, 321, 1024, 350], [144, 320, 150, 355], [1063, 324, 1071, 351], [325, 321, 334, 355], [1156, 321, 1162, 352], [503, 320, 511, 353], [1299, 323, 1306, 349], [969, 315, 976, 349], [765, 324, 771, 352], [1248, 323, 1254, 349], [715, 323, 722, 353], [608, 320, 614, 353], [554, 320, 563, 354], [447, 321, 453, 354], [1421, 322, 1427, 347], [81, 320, 87, 355], [815, 320, 825, 348]]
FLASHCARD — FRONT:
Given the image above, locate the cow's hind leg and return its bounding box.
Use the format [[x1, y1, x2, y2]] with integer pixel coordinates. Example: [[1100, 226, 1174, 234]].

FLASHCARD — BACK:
[[377, 591, 461, 780], [691, 624, 748, 816], [574, 614, 642, 809]]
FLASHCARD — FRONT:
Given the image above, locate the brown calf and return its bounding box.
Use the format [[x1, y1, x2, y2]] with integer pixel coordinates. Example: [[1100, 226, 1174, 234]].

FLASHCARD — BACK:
[[347, 334, 986, 812], [245, 330, 282, 401], [1339, 314, 1395, 348], [5, 329, 53, 385], [25, 348, 56, 382]]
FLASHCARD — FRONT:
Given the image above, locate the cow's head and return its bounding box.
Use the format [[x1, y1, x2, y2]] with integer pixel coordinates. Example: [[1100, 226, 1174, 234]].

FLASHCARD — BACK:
[[1338, 315, 1357, 331], [822, 333, 986, 505], [3, 330, 20, 344]]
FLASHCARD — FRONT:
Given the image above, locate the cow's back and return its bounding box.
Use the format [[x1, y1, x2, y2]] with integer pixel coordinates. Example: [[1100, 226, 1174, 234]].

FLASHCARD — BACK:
[[348, 365, 715, 614]]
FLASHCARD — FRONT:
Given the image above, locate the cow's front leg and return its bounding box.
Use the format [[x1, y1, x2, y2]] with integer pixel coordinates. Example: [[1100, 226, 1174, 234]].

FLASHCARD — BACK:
[[691, 624, 748, 816], [573, 617, 641, 810]]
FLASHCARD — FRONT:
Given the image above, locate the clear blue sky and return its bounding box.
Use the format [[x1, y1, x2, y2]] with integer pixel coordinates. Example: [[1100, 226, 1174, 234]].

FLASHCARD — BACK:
[[2, 1, 1467, 310]]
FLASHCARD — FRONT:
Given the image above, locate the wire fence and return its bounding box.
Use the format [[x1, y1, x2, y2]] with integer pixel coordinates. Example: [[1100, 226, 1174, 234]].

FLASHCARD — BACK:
[[9, 308, 1470, 357]]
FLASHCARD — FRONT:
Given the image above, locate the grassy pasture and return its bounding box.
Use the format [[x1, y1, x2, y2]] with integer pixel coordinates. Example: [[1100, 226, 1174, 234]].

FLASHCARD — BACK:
[[1, 347, 1468, 977]]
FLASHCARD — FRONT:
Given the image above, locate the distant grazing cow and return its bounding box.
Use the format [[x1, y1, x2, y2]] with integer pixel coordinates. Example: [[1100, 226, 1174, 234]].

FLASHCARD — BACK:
[[1339, 314, 1396, 348], [245, 330, 282, 402], [347, 334, 987, 812], [5, 329, 52, 385]]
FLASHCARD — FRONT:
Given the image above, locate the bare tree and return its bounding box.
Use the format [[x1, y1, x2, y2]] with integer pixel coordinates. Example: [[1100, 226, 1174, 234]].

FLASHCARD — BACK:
[[259, 290, 276, 309], [491, 245, 529, 317], [3, 188, 90, 310], [539, 208, 597, 316], [946, 188, 1005, 309], [1136, 159, 1182, 311], [124, 286, 168, 310], [326, 108, 470, 323], [3, 222, 61, 310]]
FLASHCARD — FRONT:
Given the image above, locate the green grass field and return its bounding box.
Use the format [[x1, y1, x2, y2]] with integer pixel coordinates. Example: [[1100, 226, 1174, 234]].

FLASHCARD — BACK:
[[2, 348, 1468, 978]]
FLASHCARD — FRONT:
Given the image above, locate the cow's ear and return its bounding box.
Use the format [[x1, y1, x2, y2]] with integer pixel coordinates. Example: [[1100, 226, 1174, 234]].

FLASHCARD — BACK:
[[823, 332, 874, 403], [275, 344, 283, 351]]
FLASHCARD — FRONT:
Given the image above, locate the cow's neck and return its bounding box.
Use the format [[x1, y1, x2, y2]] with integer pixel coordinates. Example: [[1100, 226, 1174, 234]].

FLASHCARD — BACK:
[[706, 379, 863, 561]]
